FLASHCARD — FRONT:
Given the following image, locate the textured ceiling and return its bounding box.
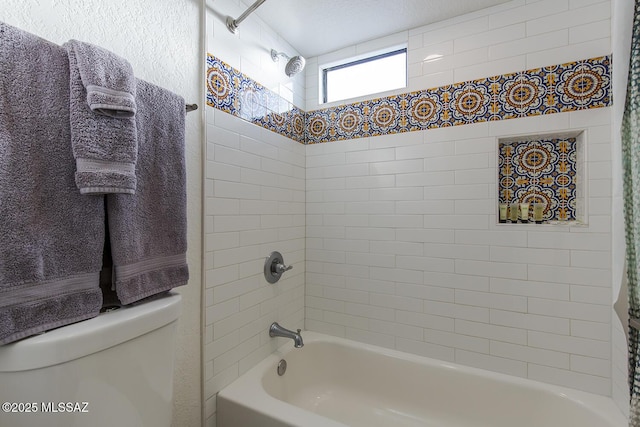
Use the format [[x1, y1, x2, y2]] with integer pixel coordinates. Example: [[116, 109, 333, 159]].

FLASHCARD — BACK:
[[249, 0, 512, 58]]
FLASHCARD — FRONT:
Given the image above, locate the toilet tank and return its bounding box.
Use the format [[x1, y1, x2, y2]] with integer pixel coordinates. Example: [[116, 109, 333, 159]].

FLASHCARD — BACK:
[[0, 292, 182, 427]]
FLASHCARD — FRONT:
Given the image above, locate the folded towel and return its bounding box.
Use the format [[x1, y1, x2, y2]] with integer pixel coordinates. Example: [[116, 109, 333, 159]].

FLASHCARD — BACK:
[[64, 40, 138, 195], [0, 22, 105, 345], [65, 40, 137, 117], [107, 79, 189, 304]]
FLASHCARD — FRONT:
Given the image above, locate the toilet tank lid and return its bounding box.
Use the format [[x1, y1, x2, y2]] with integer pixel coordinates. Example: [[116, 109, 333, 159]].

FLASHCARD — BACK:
[[0, 292, 182, 372]]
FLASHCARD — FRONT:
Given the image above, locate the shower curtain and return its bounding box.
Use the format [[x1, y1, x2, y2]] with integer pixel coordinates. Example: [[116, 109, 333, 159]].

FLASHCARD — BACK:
[[624, 1, 640, 424]]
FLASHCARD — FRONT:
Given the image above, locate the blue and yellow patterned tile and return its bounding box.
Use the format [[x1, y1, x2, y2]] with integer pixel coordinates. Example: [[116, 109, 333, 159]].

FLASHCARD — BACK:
[[449, 81, 491, 126], [500, 142, 519, 197], [469, 75, 498, 123], [393, 93, 411, 133], [262, 109, 286, 134], [205, 53, 611, 145], [499, 137, 577, 221], [237, 79, 266, 123], [334, 103, 366, 140], [288, 107, 306, 143], [395, 93, 411, 133], [267, 109, 285, 139], [324, 107, 341, 142], [484, 74, 506, 121], [206, 55, 237, 114], [500, 71, 547, 118], [539, 63, 562, 114], [497, 143, 515, 203], [261, 87, 281, 113], [404, 90, 420, 131], [367, 95, 404, 136], [252, 113, 271, 132], [348, 99, 370, 138], [472, 76, 493, 123], [522, 67, 547, 116], [501, 72, 525, 118], [552, 59, 593, 112], [580, 56, 612, 109], [435, 84, 454, 128], [433, 85, 450, 129], [314, 106, 334, 143], [406, 89, 443, 130], [447, 82, 465, 126], [306, 109, 332, 144]]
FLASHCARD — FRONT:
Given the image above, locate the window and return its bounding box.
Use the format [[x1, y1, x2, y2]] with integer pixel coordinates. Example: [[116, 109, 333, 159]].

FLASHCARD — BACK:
[[322, 48, 407, 104]]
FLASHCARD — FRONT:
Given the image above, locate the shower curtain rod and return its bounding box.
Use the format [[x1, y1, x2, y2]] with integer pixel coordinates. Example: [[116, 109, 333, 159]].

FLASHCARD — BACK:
[[226, 0, 267, 33]]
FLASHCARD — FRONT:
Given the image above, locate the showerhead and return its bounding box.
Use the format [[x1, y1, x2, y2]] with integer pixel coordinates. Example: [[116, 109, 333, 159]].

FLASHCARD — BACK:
[[270, 49, 306, 77], [284, 55, 305, 77]]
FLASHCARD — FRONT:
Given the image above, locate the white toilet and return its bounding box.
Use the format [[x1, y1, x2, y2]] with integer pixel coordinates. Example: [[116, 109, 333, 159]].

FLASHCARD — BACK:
[[0, 292, 181, 427]]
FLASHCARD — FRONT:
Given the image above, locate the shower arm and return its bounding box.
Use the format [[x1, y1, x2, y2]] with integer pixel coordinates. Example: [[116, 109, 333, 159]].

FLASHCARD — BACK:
[[226, 0, 266, 34], [271, 49, 290, 62]]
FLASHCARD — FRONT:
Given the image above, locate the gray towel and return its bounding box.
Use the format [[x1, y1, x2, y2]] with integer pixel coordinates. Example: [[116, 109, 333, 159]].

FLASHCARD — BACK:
[[107, 79, 189, 304], [64, 40, 138, 195], [0, 22, 104, 345], [65, 40, 137, 117]]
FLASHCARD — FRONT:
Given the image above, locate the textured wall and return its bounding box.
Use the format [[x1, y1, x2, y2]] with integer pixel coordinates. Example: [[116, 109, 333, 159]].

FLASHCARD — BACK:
[[0, 1, 203, 425]]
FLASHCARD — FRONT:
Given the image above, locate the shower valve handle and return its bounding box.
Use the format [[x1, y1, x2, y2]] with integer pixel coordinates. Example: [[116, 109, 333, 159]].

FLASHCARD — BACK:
[[264, 251, 293, 283], [275, 263, 293, 274]]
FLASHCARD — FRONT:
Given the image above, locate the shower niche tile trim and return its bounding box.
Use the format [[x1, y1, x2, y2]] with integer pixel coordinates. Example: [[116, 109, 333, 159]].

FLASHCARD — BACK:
[[497, 131, 585, 225]]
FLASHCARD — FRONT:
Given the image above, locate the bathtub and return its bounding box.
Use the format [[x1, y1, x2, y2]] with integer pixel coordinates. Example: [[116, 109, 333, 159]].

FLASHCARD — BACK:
[[217, 331, 626, 427]]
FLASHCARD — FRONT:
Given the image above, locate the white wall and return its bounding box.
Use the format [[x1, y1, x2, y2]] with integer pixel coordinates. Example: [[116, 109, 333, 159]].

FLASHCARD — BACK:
[[203, 1, 306, 425], [0, 2, 203, 426], [305, 0, 618, 396]]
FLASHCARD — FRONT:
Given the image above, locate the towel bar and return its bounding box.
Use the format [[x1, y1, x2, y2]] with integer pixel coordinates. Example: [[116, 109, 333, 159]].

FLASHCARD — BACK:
[[185, 103, 198, 112], [632, 317, 640, 330]]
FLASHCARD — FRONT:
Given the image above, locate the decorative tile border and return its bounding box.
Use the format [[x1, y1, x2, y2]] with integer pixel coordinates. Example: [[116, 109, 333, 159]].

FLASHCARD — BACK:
[[498, 137, 577, 221], [206, 54, 611, 145], [206, 55, 305, 143]]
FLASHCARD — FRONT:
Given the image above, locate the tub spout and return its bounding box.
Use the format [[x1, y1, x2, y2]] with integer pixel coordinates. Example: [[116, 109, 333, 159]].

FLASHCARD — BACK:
[[269, 322, 304, 348]]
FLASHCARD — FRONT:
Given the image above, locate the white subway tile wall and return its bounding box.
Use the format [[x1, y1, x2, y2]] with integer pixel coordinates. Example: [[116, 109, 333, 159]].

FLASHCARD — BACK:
[[307, 109, 613, 396], [204, 1, 306, 424], [305, 0, 616, 398], [205, 0, 623, 424], [204, 108, 306, 425]]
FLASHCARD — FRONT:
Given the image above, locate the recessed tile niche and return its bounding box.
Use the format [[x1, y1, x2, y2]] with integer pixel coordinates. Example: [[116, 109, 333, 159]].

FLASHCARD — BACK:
[[497, 131, 585, 225]]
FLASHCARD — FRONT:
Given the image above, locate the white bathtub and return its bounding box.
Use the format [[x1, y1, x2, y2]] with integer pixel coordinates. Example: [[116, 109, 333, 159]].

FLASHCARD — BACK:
[[217, 332, 626, 427]]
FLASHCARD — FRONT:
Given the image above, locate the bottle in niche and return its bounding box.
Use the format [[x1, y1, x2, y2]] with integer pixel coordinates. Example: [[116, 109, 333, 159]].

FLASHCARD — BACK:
[[509, 202, 519, 223], [499, 203, 507, 223], [519, 202, 529, 223], [533, 203, 544, 224]]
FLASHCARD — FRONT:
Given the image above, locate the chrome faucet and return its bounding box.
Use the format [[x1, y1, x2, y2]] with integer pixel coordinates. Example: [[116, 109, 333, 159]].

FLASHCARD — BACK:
[[269, 322, 304, 348]]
